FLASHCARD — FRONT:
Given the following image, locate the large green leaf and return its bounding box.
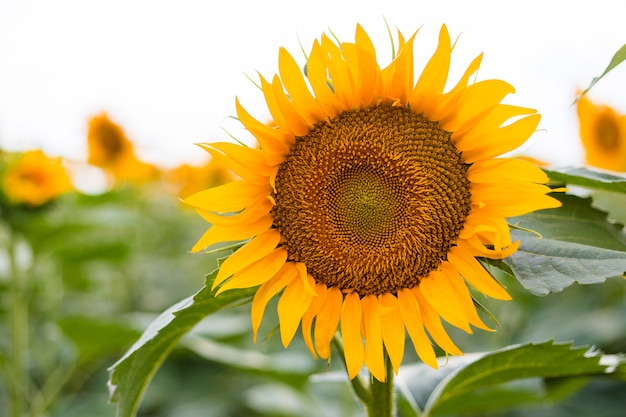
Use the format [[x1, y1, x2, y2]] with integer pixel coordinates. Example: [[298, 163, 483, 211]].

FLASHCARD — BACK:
[[501, 194, 626, 295], [107, 266, 255, 417], [544, 167, 626, 194], [395, 341, 614, 417]]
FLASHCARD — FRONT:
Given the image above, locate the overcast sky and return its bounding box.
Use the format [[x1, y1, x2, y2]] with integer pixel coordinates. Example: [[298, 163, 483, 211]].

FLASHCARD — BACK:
[[1, 0, 625, 168]]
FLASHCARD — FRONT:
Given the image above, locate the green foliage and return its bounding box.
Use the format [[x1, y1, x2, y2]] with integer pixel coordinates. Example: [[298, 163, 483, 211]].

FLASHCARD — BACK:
[[395, 341, 624, 417], [543, 167, 626, 194], [107, 268, 256, 417], [0, 184, 221, 417], [490, 169, 626, 295], [500, 194, 626, 295]]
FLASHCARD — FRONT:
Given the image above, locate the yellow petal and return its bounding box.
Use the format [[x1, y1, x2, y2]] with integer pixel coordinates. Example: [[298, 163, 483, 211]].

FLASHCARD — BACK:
[[215, 247, 287, 295], [307, 40, 340, 117], [213, 229, 281, 289], [278, 47, 325, 125], [270, 74, 312, 136], [295, 262, 317, 296], [382, 31, 416, 105], [459, 208, 512, 251], [471, 182, 561, 217], [378, 293, 405, 374], [353, 24, 381, 105], [440, 262, 492, 331], [235, 98, 291, 165], [447, 246, 511, 300], [277, 272, 316, 347], [453, 104, 537, 140], [441, 79, 515, 132], [183, 180, 270, 213], [302, 283, 327, 359], [459, 114, 541, 163], [411, 25, 450, 112], [397, 288, 438, 368], [462, 234, 520, 259], [191, 213, 273, 253], [251, 263, 298, 342], [361, 294, 386, 382], [314, 286, 343, 359], [198, 142, 273, 177], [428, 53, 482, 121], [412, 287, 463, 355], [322, 35, 356, 109], [196, 194, 272, 227], [342, 41, 380, 107], [468, 158, 549, 185], [341, 292, 365, 379], [420, 266, 479, 333]]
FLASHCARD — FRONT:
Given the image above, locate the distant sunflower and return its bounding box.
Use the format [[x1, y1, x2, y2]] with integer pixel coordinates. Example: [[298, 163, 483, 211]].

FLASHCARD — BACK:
[[577, 95, 626, 172], [185, 25, 561, 381], [87, 113, 159, 183], [2, 149, 72, 206], [166, 158, 233, 199]]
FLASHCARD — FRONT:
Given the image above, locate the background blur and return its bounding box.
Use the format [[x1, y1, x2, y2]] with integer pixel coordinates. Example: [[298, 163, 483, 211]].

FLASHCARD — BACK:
[[1, 0, 626, 169]]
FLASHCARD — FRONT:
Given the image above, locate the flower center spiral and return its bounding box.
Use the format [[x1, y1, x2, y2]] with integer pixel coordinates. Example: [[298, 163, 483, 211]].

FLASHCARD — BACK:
[[272, 105, 471, 295]]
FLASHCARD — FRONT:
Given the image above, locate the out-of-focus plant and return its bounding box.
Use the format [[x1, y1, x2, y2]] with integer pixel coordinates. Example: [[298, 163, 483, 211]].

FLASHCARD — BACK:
[[87, 113, 160, 185], [576, 96, 626, 172], [164, 157, 233, 199]]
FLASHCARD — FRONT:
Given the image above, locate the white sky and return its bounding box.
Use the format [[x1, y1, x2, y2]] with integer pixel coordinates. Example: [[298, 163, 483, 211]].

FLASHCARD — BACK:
[[1, 0, 625, 168]]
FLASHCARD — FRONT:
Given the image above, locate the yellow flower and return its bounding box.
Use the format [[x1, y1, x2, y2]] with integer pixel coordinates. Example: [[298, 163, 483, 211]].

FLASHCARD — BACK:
[[165, 158, 233, 199], [2, 150, 72, 206], [87, 113, 159, 183], [577, 95, 626, 172], [184, 25, 561, 381]]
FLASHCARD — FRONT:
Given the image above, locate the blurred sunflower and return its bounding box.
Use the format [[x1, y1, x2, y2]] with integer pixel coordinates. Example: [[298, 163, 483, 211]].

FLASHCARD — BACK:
[[185, 25, 561, 381], [2, 149, 72, 206], [166, 158, 233, 199], [87, 113, 159, 183], [577, 95, 626, 172]]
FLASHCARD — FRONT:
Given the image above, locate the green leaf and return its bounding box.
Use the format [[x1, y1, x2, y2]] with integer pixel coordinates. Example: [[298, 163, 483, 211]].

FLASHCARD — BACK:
[[544, 167, 626, 194], [107, 266, 256, 417], [502, 194, 626, 295], [396, 341, 610, 417], [589, 189, 626, 224], [575, 43, 626, 101]]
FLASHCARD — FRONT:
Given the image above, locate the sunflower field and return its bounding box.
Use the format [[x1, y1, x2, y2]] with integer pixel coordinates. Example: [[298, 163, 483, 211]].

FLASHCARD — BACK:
[[1, 20, 626, 417]]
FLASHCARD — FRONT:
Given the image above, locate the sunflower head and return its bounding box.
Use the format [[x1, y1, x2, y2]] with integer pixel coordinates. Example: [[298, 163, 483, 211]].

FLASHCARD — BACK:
[[1, 149, 72, 207], [577, 95, 626, 172], [87, 113, 159, 184], [185, 24, 561, 381]]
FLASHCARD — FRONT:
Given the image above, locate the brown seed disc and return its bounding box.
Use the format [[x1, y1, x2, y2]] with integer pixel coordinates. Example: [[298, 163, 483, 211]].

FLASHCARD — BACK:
[[272, 105, 471, 295]]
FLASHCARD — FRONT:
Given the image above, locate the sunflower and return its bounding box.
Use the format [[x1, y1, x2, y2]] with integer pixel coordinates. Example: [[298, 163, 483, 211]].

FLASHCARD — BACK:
[[577, 95, 626, 172], [184, 25, 561, 381], [166, 157, 233, 199], [87, 113, 159, 183], [2, 149, 72, 206]]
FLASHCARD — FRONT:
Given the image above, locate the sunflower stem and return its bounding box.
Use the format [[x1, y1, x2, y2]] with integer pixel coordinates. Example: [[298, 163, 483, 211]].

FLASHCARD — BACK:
[[368, 353, 395, 417], [332, 336, 372, 405]]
